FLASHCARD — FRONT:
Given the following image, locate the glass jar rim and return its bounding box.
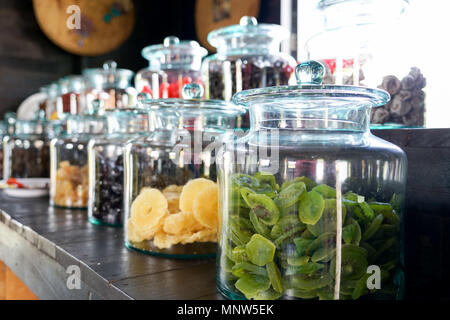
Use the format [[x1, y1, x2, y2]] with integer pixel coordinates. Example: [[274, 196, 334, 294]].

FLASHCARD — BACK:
[[207, 16, 290, 49], [140, 98, 246, 116], [232, 84, 390, 108]]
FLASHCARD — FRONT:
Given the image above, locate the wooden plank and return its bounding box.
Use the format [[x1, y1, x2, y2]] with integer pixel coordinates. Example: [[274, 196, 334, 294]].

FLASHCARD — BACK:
[[0, 261, 5, 299]]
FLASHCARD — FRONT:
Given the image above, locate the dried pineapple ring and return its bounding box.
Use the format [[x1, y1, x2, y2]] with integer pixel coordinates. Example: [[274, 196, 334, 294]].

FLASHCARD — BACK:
[[130, 188, 168, 239], [193, 184, 219, 229], [165, 194, 180, 214], [179, 178, 216, 214], [163, 211, 203, 235], [163, 185, 183, 194], [127, 220, 144, 243], [181, 228, 217, 244], [153, 232, 183, 249]]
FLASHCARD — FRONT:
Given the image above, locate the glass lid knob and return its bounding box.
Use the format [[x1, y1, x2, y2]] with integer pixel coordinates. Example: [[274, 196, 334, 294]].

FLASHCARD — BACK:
[[89, 99, 103, 115], [182, 83, 204, 99], [163, 36, 180, 47], [295, 60, 325, 85], [103, 60, 117, 71], [240, 16, 258, 26]]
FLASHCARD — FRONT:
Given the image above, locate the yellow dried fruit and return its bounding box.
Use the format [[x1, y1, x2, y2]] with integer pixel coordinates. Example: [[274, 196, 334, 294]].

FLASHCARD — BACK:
[[193, 184, 219, 229], [163, 211, 203, 234], [179, 178, 216, 213]]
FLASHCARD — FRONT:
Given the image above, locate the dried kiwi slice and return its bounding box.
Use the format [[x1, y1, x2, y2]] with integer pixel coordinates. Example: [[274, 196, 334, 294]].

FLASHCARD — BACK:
[[235, 274, 271, 297], [362, 213, 384, 241], [307, 199, 347, 236], [290, 288, 318, 299], [232, 262, 268, 278], [311, 247, 336, 263], [254, 172, 279, 191], [351, 273, 371, 300], [274, 182, 306, 209], [305, 232, 335, 256], [266, 261, 283, 293], [296, 262, 324, 275], [243, 193, 280, 226], [312, 184, 336, 198], [291, 273, 332, 290], [287, 256, 310, 266], [294, 237, 313, 256], [330, 244, 368, 281], [249, 210, 271, 238], [298, 191, 325, 225], [342, 218, 362, 245], [247, 289, 283, 300], [246, 234, 276, 266], [282, 176, 317, 191], [271, 215, 303, 239], [231, 246, 250, 263]]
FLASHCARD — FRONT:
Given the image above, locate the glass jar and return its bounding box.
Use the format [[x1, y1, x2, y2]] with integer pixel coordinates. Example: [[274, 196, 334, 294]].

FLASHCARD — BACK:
[[5, 112, 17, 135], [0, 121, 6, 180], [58, 75, 85, 116], [2, 115, 50, 179], [216, 61, 407, 300], [83, 61, 137, 111], [135, 36, 208, 98], [50, 102, 107, 208], [123, 84, 245, 258], [303, 0, 422, 127], [202, 16, 297, 102], [88, 108, 150, 227], [39, 83, 60, 120]]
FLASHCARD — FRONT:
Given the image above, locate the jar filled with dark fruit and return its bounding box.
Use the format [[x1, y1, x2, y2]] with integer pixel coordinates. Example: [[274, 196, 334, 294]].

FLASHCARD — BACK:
[[88, 108, 150, 227], [83, 60, 137, 111], [0, 121, 6, 179], [202, 16, 296, 102], [123, 83, 245, 258], [135, 36, 207, 98], [50, 100, 107, 209], [3, 112, 50, 179], [216, 61, 407, 300], [57, 75, 85, 116]]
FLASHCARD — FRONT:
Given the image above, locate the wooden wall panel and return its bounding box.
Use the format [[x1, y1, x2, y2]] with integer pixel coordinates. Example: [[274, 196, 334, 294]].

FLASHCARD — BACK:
[[0, 259, 38, 300]]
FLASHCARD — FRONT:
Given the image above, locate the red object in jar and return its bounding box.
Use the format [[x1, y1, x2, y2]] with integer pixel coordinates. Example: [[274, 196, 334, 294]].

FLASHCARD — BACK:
[[168, 81, 180, 98], [159, 82, 170, 98], [142, 85, 153, 97], [322, 58, 355, 75]]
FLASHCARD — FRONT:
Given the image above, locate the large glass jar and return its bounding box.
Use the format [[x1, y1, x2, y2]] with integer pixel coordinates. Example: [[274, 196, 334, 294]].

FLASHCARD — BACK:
[[202, 16, 297, 102], [123, 84, 245, 258], [88, 108, 150, 227], [2, 115, 49, 179], [83, 61, 137, 111], [57, 75, 85, 116], [135, 36, 207, 98], [303, 0, 422, 127], [216, 61, 407, 300], [50, 103, 107, 208], [0, 121, 6, 180]]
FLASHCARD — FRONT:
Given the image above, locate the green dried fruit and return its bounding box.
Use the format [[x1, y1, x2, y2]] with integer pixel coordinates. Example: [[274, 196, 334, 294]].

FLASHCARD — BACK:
[[249, 211, 271, 238], [342, 218, 362, 245], [271, 215, 303, 239], [274, 182, 306, 209], [246, 234, 276, 266], [235, 274, 271, 296], [359, 202, 375, 220], [352, 273, 370, 300], [282, 176, 317, 191], [274, 226, 304, 247], [362, 213, 384, 241], [330, 244, 368, 281], [312, 184, 336, 198], [231, 262, 268, 278], [247, 289, 283, 300], [244, 193, 280, 226], [266, 261, 283, 293], [294, 237, 313, 256], [254, 172, 279, 191], [291, 273, 331, 290], [298, 191, 325, 225], [231, 246, 250, 263], [291, 288, 317, 299], [311, 247, 336, 263], [307, 199, 347, 236], [296, 262, 324, 275], [305, 232, 335, 255], [287, 256, 310, 266]]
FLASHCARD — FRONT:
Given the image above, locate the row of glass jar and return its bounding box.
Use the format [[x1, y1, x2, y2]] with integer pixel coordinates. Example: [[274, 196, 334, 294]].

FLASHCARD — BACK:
[[2, 61, 407, 300], [38, 16, 296, 123]]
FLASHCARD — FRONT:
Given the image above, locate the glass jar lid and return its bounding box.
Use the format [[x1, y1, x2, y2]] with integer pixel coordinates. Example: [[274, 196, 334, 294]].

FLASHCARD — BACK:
[[141, 36, 208, 70], [207, 16, 290, 53], [233, 60, 390, 108], [58, 75, 85, 94], [83, 60, 134, 90], [106, 108, 150, 134]]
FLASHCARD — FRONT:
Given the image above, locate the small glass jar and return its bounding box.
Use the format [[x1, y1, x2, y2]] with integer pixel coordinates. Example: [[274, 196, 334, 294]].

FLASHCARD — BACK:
[[3, 115, 49, 179], [202, 16, 297, 102], [83, 60, 137, 111], [57, 75, 85, 115], [50, 102, 107, 208], [5, 112, 17, 135], [216, 61, 407, 300], [88, 108, 150, 227], [0, 121, 6, 180], [123, 84, 245, 258], [39, 83, 60, 120], [135, 36, 208, 98]]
